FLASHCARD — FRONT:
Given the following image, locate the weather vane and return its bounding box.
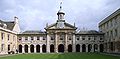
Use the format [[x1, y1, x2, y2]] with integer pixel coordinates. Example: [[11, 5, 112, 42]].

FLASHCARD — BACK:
[[60, 0, 63, 9]]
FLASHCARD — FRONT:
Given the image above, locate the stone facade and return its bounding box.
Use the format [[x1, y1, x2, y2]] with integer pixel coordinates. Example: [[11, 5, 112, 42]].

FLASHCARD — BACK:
[[17, 6, 104, 53], [99, 8, 120, 53], [0, 17, 19, 54], [0, 5, 119, 54], [17, 30, 104, 53]]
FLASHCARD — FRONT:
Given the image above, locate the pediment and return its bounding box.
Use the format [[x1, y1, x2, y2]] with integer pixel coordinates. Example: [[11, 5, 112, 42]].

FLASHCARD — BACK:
[[45, 22, 77, 30]]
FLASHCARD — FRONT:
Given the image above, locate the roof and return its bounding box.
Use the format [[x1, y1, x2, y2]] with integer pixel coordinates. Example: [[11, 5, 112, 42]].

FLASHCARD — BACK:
[[99, 8, 120, 26], [4, 21, 15, 30], [20, 30, 46, 34], [0, 20, 15, 30], [45, 23, 57, 29], [45, 22, 77, 30], [77, 30, 104, 35]]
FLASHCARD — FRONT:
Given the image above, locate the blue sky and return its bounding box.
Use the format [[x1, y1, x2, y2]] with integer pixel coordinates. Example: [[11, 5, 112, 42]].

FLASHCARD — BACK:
[[0, 0, 120, 31]]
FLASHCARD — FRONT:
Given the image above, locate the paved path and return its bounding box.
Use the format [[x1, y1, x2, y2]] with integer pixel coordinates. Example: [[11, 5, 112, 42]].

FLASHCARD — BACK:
[[100, 53, 120, 57], [0, 54, 18, 57]]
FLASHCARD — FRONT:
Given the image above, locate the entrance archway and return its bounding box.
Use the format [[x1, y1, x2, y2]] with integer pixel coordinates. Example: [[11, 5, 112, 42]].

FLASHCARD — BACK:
[[94, 44, 98, 52], [19, 45, 22, 53], [88, 44, 92, 52], [30, 44, 34, 53], [76, 44, 80, 52], [24, 45, 28, 53], [58, 44, 64, 52], [82, 44, 86, 52], [50, 44, 54, 52], [100, 44, 104, 52], [68, 44, 72, 52], [42, 44, 46, 53], [36, 45, 40, 53]]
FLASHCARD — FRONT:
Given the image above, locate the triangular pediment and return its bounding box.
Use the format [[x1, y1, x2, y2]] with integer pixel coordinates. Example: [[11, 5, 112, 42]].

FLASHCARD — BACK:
[[45, 22, 77, 30]]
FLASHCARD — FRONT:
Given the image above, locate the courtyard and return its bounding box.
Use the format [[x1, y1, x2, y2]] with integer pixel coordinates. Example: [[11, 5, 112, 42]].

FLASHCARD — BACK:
[[0, 53, 120, 59]]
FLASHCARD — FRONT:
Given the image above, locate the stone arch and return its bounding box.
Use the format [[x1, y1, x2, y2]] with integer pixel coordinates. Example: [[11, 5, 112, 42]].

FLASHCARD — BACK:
[[58, 44, 64, 52], [68, 44, 72, 52], [76, 44, 80, 52], [30, 44, 34, 53], [42, 44, 46, 53], [19, 45, 22, 53], [24, 44, 28, 53], [36, 44, 40, 53], [82, 44, 86, 52], [100, 44, 104, 52], [88, 44, 92, 52], [50, 44, 54, 52], [94, 44, 98, 52]]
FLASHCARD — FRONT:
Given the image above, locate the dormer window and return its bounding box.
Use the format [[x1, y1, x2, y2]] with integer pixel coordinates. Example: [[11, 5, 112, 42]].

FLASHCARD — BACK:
[[3, 24, 7, 29]]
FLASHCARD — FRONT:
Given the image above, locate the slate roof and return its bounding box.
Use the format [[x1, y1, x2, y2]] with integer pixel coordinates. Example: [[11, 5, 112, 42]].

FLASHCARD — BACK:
[[4, 21, 15, 30], [21, 30, 46, 34], [77, 30, 104, 35], [0, 20, 15, 30]]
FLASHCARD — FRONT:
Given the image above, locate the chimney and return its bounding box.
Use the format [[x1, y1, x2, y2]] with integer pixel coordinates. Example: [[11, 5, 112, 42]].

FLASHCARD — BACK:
[[14, 16, 19, 23]]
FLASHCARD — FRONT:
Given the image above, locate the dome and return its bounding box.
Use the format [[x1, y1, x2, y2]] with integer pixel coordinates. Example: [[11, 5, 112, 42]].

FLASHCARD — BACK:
[[57, 6, 65, 15], [58, 8, 64, 13]]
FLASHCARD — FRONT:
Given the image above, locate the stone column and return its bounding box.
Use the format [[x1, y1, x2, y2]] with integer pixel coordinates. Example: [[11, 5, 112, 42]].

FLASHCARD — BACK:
[[91, 44, 94, 52], [98, 44, 100, 52], [86, 44, 88, 52], [47, 34, 50, 53], [72, 34, 76, 52], [65, 33, 68, 52], [34, 45, 36, 53], [22, 45, 25, 53], [55, 33, 58, 53], [80, 44, 82, 52], [40, 45, 42, 53], [115, 41, 118, 52], [28, 45, 30, 53]]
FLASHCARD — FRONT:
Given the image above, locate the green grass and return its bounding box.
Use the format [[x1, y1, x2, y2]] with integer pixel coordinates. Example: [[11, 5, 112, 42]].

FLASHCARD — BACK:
[[0, 53, 120, 59]]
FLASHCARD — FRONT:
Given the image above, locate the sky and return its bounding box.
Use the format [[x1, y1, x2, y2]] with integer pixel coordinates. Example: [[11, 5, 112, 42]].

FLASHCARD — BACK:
[[0, 0, 120, 32]]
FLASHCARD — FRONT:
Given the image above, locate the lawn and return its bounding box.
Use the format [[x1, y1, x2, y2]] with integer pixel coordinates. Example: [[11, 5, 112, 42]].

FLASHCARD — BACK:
[[0, 53, 120, 59]]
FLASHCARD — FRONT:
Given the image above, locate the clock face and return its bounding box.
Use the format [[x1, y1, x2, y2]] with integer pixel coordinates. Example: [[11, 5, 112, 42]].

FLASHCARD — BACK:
[[57, 22, 64, 28]]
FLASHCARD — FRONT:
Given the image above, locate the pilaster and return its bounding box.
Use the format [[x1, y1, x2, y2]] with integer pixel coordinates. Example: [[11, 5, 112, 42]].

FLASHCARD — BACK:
[[65, 33, 68, 52], [55, 33, 58, 53], [72, 34, 76, 52], [47, 34, 50, 53]]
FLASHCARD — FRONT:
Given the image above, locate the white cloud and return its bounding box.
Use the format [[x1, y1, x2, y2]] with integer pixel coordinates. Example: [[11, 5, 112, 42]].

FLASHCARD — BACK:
[[0, 0, 120, 31]]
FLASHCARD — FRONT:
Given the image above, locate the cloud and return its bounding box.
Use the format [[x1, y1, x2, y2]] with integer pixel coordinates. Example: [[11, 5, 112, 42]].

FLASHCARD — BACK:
[[0, 0, 120, 31]]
